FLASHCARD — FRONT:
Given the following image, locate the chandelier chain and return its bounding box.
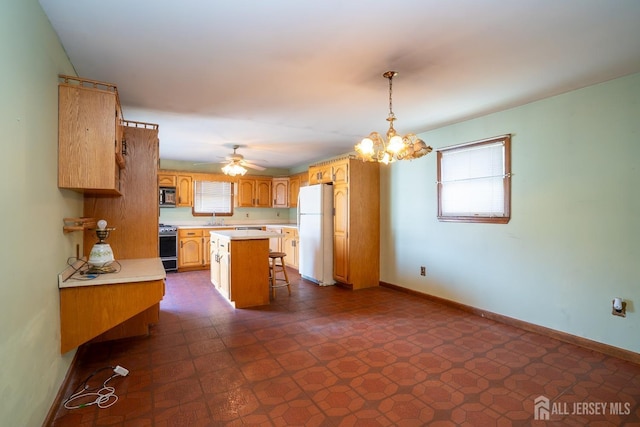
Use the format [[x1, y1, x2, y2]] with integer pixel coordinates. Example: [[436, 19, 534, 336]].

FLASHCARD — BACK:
[[388, 74, 394, 118]]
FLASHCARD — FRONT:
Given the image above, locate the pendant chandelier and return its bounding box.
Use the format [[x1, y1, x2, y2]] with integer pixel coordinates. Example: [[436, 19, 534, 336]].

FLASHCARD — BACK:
[[355, 71, 432, 164]]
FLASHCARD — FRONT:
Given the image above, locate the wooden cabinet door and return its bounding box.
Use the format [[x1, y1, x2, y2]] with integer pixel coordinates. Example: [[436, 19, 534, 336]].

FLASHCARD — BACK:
[[332, 160, 349, 184], [158, 173, 176, 187], [203, 234, 211, 266], [219, 239, 230, 299], [308, 164, 333, 184], [254, 178, 272, 207], [272, 178, 289, 208], [210, 235, 220, 287], [237, 179, 255, 207], [288, 175, 301, 208], [333, 184, 349, 283], [283, 228, 299, 269], [179, 237, 202, 268], [176, 175, 193, 207]]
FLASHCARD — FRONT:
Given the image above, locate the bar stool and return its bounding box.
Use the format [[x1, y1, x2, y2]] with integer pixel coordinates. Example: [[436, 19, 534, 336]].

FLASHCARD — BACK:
[[269, 252, 291, 298]]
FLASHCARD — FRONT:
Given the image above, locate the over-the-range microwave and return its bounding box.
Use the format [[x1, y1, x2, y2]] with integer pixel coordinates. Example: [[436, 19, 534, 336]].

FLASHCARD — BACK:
[[159, 187, 176, 207]]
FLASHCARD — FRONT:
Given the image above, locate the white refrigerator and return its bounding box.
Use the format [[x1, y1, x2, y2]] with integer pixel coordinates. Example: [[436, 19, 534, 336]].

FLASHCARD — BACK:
[[297, 183, 335, 286]]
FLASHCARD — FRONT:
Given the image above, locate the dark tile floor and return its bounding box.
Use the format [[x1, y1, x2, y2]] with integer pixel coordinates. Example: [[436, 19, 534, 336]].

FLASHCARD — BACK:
[[49, 269, 640, 426]]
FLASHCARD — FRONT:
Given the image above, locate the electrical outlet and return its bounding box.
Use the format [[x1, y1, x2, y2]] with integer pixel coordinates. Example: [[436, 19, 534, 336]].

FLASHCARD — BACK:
[[420, 266, 426, 276]]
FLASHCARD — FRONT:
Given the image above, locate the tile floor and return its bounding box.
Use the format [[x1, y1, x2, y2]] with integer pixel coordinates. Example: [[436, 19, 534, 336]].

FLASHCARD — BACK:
[[49, 269, 640, 426]]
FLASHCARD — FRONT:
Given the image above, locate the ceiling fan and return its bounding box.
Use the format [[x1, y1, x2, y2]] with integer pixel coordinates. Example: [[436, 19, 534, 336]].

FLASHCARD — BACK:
[[221, 145, 266, 172]]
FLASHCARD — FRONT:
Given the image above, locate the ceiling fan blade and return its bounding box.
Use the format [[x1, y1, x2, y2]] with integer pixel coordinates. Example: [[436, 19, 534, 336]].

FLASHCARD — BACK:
[[242, 162, 266, 171]]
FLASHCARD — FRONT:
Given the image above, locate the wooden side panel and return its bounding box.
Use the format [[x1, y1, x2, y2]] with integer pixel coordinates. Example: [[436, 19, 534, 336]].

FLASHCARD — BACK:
[[230, 239, 270, 308], [91, 304, 160, 344], [60, 280, 165, 353], [347, 160, 380, 289], [83, 125, 159, 259]]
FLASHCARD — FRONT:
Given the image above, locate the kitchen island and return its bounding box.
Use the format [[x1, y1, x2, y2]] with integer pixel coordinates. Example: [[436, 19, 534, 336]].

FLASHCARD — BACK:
[[210, 229, 284, 308], [58, 258, 166, 353]]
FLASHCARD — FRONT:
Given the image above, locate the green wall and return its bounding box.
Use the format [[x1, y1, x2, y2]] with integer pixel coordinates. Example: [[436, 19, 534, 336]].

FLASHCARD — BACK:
[[0, 1, 81, 425], [380, 72, 640, 353]]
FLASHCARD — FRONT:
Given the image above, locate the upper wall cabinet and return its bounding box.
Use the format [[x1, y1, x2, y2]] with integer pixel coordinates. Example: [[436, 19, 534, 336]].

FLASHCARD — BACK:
[[58, 75, 126, 195], [272, 177, 289, 208], [237, 177, 272, 207]]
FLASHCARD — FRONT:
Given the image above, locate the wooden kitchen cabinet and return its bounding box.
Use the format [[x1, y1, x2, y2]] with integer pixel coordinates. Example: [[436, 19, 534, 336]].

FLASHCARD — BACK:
[[237, 177, 272, 207], [334, 158, 379, 289], [78, 121, 162, 350], [58, 75, 125, 195], [178, 229, 203, 270], [158, 173, 177, 187], [212, 234, 270, 308], [288, 172, 308, 208], [83, 121, 159, 260], [308, 156, 380, 289], [179, 227, 232, 271], [282, 227, 299, 270], [272, 177, 289, 208], [331, 159, 349, 184], [308, 164, 333, 184], [176, 174, 193, 207]]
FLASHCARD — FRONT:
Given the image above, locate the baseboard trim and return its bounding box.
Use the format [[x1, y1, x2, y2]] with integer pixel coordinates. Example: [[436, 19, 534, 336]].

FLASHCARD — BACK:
[[380, 281, 640, 365], [41, 346, 86, 426]]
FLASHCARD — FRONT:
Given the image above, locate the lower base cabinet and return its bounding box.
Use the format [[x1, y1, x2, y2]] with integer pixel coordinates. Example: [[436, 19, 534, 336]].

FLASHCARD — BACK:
[[282, 227, 299, 270], [179, 228, 232, 271]]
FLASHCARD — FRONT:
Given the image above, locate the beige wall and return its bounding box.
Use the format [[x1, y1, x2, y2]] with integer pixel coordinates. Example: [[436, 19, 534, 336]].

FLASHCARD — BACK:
[[380, 72, 640, 354], [0, 1, 81, 425]]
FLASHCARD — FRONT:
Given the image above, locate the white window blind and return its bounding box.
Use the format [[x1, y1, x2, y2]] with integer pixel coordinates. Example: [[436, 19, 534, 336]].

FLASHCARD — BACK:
[[437, 135, 511, 223], [193, 181, 233, 214]]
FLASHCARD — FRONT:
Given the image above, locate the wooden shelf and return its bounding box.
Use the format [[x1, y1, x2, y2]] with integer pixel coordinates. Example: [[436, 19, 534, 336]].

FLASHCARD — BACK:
[[63, 217, 96, 233]]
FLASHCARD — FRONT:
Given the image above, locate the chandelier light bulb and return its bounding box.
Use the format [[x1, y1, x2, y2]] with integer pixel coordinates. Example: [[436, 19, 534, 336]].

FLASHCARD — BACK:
[[387, 135, 404, 153]]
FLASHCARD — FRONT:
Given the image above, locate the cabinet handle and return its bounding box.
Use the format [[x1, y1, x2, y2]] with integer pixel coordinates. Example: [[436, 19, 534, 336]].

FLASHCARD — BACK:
[[180, 241, 183, 248]]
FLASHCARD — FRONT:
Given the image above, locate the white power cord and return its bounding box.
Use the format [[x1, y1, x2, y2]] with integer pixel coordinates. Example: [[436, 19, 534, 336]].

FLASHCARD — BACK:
[[64, 365, 129, 410]]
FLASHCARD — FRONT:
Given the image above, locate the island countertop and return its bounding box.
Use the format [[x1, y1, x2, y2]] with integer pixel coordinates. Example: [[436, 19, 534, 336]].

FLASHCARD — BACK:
[[209, 229, 284, 240], [58, 257, 166, 289]]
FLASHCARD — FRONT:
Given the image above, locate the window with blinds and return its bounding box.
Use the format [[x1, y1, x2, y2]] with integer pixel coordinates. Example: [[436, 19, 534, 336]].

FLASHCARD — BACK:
[[437, 134, 511, 223], [193, 180, 233, 215]]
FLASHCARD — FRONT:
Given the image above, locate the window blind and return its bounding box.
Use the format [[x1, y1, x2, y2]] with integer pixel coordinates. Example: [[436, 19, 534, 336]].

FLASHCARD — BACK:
[[194, 181, 233, 214]]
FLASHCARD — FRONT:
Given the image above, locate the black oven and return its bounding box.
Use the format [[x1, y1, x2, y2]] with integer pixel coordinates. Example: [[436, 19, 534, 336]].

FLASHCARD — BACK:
[[159, 224, 178, 272]]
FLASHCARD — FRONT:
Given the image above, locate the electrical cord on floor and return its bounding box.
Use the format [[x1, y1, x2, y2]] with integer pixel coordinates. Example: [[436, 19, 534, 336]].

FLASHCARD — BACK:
[[63, 365, 129, 409]]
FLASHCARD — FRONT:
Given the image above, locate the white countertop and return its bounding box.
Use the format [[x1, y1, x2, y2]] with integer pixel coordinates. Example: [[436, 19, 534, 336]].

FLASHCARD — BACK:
[[176, 223, 297, 230], [59, 258, 166, 289], [209, 230, 284, 240]]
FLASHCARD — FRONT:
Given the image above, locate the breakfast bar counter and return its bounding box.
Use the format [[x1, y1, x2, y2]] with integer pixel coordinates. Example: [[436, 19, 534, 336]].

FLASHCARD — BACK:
[[58, 258, 166, 353]]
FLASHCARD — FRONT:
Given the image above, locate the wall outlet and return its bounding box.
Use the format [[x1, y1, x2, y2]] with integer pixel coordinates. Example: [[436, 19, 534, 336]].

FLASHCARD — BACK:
[[246, 213, 249, 218], [420, 266, 426, 276]]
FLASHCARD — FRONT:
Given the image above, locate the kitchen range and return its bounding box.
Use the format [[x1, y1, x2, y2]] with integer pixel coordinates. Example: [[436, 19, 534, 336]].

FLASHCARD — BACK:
[[159, 224, 178, 272]]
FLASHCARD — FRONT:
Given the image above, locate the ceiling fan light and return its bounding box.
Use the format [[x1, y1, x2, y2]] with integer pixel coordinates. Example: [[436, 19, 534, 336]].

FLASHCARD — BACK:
[[222, 162, 247, 177]]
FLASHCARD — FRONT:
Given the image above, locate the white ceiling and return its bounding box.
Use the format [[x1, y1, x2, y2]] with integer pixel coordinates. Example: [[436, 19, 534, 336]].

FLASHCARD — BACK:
[[39, 0, 640, 170]]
